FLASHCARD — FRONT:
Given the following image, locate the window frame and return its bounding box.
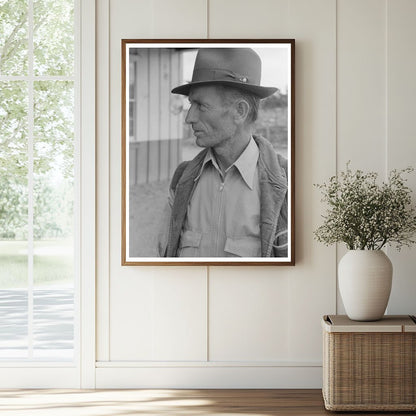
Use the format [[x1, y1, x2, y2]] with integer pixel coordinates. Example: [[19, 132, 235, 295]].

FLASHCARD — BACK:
[[0, 0, 96, 388]]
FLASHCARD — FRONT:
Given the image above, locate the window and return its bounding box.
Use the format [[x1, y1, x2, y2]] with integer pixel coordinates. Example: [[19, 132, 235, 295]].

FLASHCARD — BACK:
[[0, 0, 77, 362], [129, 56, 137, 141]]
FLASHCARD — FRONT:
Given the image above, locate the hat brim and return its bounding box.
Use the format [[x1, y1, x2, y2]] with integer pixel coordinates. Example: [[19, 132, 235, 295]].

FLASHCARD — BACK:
[[171, 80, 277, 99]]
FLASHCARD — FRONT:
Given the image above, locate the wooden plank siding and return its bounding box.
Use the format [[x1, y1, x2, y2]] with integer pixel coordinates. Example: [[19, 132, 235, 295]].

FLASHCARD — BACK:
[[159, 49, 170, 182], [171, 50, 183, 178], [129, 48, 183, 185]]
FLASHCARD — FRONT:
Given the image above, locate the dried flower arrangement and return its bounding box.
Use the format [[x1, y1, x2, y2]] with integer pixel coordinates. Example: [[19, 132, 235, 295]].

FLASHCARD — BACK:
[[314, 164, 416, 250]]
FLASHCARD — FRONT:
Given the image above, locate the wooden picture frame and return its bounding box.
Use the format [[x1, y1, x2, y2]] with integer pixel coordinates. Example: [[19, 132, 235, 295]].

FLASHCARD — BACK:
[[122, 39, 295, 265]]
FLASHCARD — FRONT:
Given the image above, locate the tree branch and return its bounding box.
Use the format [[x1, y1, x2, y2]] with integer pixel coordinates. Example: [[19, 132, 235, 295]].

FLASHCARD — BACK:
[[0, 9, 28, 69]]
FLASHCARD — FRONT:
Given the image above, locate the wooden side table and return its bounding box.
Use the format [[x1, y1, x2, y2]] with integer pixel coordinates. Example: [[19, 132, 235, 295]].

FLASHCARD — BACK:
[[322, 315, 416, 411]]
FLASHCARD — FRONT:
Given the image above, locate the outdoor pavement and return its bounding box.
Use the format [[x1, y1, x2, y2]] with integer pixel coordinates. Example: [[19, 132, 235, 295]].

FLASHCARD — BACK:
[[0, 287, 74, 360]]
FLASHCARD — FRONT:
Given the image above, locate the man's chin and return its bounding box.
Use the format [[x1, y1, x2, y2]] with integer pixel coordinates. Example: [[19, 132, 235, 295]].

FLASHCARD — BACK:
[[195, 137, 207, 148]]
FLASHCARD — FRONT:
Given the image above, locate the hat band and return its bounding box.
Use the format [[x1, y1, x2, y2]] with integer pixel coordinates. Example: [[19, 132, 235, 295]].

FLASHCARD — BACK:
[[192, 68, 253, 85]]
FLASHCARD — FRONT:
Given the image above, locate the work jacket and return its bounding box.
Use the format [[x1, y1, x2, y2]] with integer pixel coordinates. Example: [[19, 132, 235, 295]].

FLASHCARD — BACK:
[[164, 135, 288, 257]]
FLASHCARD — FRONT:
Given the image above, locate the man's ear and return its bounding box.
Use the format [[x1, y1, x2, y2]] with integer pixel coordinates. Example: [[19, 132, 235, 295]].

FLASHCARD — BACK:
[[234, 99, 250, 124]]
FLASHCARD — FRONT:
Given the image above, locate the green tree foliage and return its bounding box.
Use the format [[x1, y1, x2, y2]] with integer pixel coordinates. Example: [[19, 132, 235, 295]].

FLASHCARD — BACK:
[[0, 177, 27, 238], [0, 81, 28, 238], [33, 0, 74, 75], [0, 0, 74, 240], [0, 81, 28, 179], [34, 81, 74, 178], [34, 176, 73, 239], [0, 0, 28, 75]]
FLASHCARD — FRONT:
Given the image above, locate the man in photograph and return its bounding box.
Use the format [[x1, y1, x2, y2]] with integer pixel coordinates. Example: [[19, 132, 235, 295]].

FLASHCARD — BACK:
[[158, 48, 288, 258]]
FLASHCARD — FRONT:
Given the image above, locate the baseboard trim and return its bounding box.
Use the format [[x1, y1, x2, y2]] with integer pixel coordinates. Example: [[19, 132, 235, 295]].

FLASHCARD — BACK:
[[96, 365, 323, 388], [96, 360, 321, 368]]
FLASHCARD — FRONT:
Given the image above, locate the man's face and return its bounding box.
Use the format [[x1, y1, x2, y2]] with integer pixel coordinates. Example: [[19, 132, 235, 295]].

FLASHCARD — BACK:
[[185, 85, 236, 149]]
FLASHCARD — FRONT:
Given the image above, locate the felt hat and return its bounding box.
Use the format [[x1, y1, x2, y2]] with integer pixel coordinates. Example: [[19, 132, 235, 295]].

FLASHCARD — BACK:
[[171, 48, 277, 98]]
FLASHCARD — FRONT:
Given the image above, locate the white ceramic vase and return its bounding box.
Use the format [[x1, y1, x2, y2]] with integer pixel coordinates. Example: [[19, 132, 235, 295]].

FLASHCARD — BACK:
[[338, 250, 393, 321]]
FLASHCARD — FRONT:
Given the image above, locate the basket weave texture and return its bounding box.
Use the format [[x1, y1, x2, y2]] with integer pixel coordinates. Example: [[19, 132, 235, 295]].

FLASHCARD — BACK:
[[322, 315, 416, 411]]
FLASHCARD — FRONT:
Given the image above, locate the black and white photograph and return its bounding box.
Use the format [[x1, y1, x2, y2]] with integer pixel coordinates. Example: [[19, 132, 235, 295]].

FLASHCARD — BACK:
[[122, 40, 295, 265]]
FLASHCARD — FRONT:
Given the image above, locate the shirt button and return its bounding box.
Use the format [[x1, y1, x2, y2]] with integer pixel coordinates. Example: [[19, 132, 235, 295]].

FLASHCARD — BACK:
[[219, 183, 224, 191]]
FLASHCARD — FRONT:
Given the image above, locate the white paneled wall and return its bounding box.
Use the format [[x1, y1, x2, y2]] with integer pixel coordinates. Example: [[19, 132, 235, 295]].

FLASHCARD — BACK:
[[336, 0, 388, 312], [209, 268, 290, 362], [96, 0, 416, 388], [386, 0, 416, 314], [337, 0, 387, 172], [110, 267, 207, 361], [209, 0, 290, 37]]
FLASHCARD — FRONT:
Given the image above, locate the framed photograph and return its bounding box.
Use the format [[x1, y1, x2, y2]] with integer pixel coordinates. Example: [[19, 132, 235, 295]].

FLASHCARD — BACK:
[[122, 39, 295, 265]]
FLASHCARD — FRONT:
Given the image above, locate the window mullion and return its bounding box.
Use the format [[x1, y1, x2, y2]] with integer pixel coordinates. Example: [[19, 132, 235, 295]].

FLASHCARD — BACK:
[[27, 0, 34, 360]]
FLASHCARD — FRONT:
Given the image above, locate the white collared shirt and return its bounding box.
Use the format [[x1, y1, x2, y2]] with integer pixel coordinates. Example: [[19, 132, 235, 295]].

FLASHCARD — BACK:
[[178, 137, 261, 257]]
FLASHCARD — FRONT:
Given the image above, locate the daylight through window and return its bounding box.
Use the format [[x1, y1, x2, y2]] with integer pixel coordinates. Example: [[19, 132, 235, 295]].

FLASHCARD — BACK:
[[0, 0, 77, 361]]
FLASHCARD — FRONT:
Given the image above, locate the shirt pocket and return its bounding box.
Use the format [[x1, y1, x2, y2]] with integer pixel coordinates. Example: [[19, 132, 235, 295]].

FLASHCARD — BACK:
[[179, 229, 202, 257], [224, 236, 261, 257]]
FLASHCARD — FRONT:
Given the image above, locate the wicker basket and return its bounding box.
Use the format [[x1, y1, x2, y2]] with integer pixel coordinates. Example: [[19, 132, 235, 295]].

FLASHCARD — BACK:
[[322, 315, 416, 411]]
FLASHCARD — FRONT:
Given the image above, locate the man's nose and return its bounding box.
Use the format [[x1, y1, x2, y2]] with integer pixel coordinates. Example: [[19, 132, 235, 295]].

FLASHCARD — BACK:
[[185, 103, 197, 124]]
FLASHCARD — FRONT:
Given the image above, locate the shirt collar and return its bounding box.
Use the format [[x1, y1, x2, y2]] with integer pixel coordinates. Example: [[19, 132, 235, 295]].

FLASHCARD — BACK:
[[230, 137, 259, 190], [194, 137, 259, 190], [194, 149, 220, 182]]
